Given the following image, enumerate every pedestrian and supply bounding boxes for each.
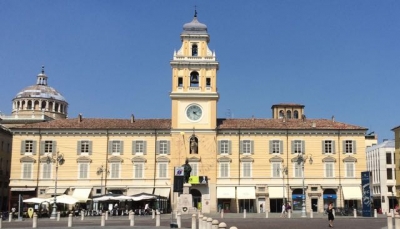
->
[327,202,335,227]
[280,203,286,218]
[260,203,263,213]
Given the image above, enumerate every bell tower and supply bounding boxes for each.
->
[170,11,219,130]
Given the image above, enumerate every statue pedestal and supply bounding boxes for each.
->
[177,183,193,214]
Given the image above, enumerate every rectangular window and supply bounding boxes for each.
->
[135,141,145,154]
[159,141,168,155]
[22,163,33,179]
[158,163,167,178]
[272,163,281,178]
[325,163,334,178]
[242,162,252,178]
[112,141,122,154]
[178,77,183,87]
[79,163,89,179]
[42,163,52,179]
[345,163,355,178]
[206,78,211,87]
[134,163,144,179]
[294,163,303,178]
[387,168,393,180]
[81,141,90,154]
[220,140,230,154]
[345,140,353,153]
[294,140,303,154]
[242,140,252,154]
[44,141,53,154]
[324,140,333,154]
[25,140,34,153]
[110,163,120,179]
[386,152,392,164]
[272,140,281,154]
[189,163,198,176]
[219,163,229,178]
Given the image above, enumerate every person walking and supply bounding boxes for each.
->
[327,202,335,227]
[280,203,287,218]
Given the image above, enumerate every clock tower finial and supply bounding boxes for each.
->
[194,5,197,17]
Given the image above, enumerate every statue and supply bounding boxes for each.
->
[183,158,192,183]
[190,138,198,154]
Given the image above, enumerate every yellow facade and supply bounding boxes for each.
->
[8,13,369,215]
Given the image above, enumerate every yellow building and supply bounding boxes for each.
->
[9,12,369,214]
[0,125,12,211]
[392,126,400,202]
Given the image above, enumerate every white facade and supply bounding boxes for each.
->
[366,139,396,214]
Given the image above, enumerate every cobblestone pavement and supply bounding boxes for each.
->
[0,212,389,229]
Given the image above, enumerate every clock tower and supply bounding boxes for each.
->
[170,11,219,131]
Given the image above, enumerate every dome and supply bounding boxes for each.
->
[182,11,208,35]
[14,67,67,102]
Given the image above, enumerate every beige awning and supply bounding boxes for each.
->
[342,186,362,200]
[217,187,235,199]
[268,187,287,199]
[154,188,170,198]
[237,186,255,199]
[127,188,154,196]
[11,187,35,191]
[46,188,67,195]
[72,188,92,202]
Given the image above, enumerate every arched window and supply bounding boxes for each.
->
[192,44,198,56]
[190,71,199,87]
[279,110,284,119]
[286,110,292,119]
[294,111,299,119]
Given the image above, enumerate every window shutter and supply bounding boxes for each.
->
[143,141,148,155]
[353,141,356,154]
[332,141,336,154]
[228,141,232,155]
[301,140,305,154]
[77,141,81,155]
[291,141,294,154]
[166,141,171,155]
[250,141,254,154]
[279,141,283,154]
[342,140,346,154]
[108,141,112,155]
[21,141,25,155]
[120,141,124,155]
[132,141,136,155]
[156,141,160,155]
[32,141,37,155]
[269,140,273,154]
[89,141,93,155]
[40,141,45,155]
[240,141,243,154]
[52,141,57,154]
[322,141,325,154]
[218,141,222,154]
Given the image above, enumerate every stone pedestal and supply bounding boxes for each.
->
[177,183,193,214]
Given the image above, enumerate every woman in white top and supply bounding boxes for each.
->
[280,203,286,217]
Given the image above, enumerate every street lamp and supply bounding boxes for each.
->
[46,151,65,219]
[279,165,288,204]
[96,165,109,195]
[297,153,313,218]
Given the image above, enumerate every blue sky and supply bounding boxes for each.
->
[0,1,399,142]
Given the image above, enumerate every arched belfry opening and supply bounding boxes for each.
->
[190,134,198,154]
[190,71,199,87]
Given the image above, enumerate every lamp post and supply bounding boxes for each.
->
[97,165,109,195]
[297,153,313,218]
[279,166,288,204]
[46,151,65,219]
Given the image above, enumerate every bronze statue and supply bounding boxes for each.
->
[183,158,192,183]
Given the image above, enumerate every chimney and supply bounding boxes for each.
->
[302,114,306,122]
[312,122,316,128]
[383,139,388,142]
[332,115,335,122]
[131,114,135,123]
[78,113,82,123]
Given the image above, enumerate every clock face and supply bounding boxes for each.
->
[186,104,203,121]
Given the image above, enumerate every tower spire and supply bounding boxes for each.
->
[194,5,197,17]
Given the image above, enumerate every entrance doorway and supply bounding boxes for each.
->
[190,189,202,210]
[311,198,318,212]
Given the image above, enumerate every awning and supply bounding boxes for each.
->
[127,188,154,196]
[217,187,235,199]
[72,188,92,202]
[342,186,362,200]
[46,188,67,195]
[268,187,287,199]
[154,188,170,198]
[10,187,35,191]
[237,187,255,199]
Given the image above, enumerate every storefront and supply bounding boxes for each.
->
[268,186,287,213]
[217,187,235,213]
[237,187,255,213]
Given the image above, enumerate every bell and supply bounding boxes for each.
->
[191,75,199,83]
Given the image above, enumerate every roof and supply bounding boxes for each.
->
[11,117,367,131]
[367,139,395,150]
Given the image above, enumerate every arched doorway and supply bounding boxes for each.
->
[190,189,202,210]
